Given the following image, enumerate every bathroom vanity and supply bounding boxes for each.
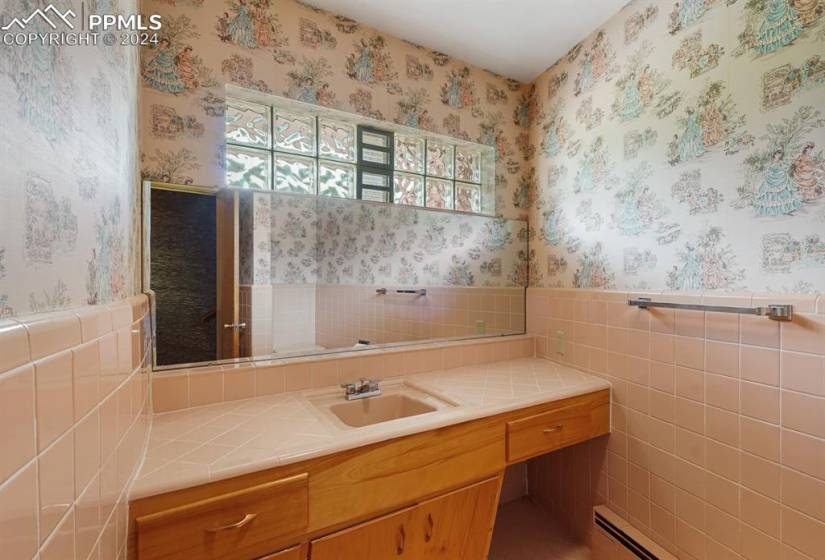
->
[129,358,610,560]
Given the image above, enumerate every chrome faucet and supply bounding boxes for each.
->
[340,378,381,400]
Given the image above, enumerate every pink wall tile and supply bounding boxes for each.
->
[740,417,779,462]
[74,409,101,496]
[74,306,113,343]
[782,391,825,439]
[740,488,780,538]
[739,522,780,560]
[72,341,101,421]
[0,364,36,486]
[188,371,223,407]
[740,452,780,501]
[781,351,825,396]
[24,312,82,361]
[741,346,780,386]
[223,369,255,401]
[740,382,779,424]
[674,366,704,403]
[705,341,739,378]
[0,295,152,560]
[781,469,825,527]
[38,429,74,543]
[705,374,739,413]
[525,287,825,560]
[705,440,739,483]
[0,320,30,374]
[0,463,38,559]
[783,314,825,356]
[740,315,780,349]
[40,508,74,560]
[674,337,704,371]
[44,368,81,443]
[780,506,825,560]
[152,374,188,412]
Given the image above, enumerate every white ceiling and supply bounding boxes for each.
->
[301,0,628,83]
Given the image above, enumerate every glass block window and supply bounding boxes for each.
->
[275,154,316,194]
[394,173,424,206]
[225,96,488,214]
[319,119,356,162]
[319,160,356,198]
[226,145,271,190]
[426,141,454,179]
[394,135,425,174]
[393,137,482,213]
[455,182,481,213]
[456,147,481,183]
[425,178,453,210]
[225,100,271,148]
[274,112,316,155]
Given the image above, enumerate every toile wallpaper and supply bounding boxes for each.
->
[527,0,825,293]
[2,0,823,318]
[138,0,529,221]
[241,192,529,288]
[0,0,141,318]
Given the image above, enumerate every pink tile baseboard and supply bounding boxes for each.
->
[151,334,535,413]
[0,295,152,560]
[525,287,825,560]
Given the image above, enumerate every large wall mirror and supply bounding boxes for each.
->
[144,183,528,369]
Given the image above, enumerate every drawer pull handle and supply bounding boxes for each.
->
[425,513,434,542]
[396,524,406,555]
[543,425,563,434]
[205,513,258,533]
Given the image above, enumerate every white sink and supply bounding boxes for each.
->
[309,382,455,429]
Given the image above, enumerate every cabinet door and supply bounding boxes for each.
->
[310,476,501,560]
[310,505,416,559]
[258,545,303,559]
[409,477,501,559]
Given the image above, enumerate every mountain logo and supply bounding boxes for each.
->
[1,4,76,31]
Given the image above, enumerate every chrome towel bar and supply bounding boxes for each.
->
[375,288,427,296]
[628,297,793,321]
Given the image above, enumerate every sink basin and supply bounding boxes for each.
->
[309,382,455,429]
[330,394,437,427]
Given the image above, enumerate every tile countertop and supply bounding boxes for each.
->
[131,357,611,499]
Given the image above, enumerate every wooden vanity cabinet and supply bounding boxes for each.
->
[310,476,501,560]
[131,389,610,560]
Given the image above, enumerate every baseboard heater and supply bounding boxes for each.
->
[594,508,661,560]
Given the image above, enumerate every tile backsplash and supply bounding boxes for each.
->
[0,294,152,560]
[526,287,825,560]
[152,334,535,413]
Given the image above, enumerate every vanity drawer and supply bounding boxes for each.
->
[506,390,609,463]
[135,473,308,560]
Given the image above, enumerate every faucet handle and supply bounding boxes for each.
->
[367,378,380,390]
[340,382,356,395]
